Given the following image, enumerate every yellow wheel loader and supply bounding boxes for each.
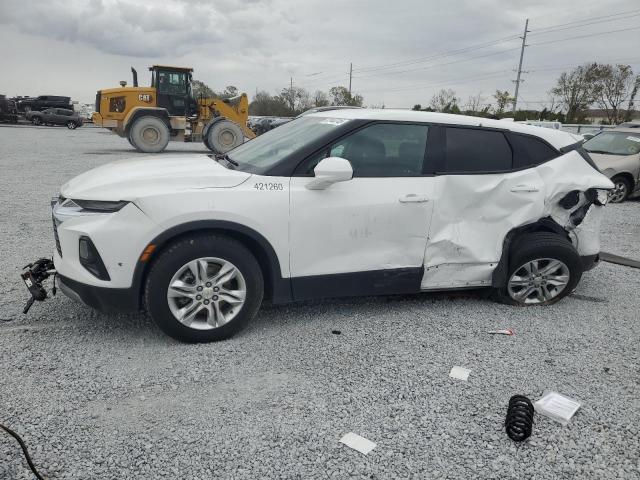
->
[92,66,255,153]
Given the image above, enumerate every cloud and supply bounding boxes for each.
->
[0,0,638,106]
[0,0,284,58]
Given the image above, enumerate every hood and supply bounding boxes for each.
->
[61,155,251,201]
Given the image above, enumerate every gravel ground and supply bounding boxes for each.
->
[0,124,639,479]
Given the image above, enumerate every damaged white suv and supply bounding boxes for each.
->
[44,110,613,342]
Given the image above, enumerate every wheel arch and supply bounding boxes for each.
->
[491,217,570,288]
[610,171,635,191]
[133,220,292,309]
[124,107,171,135]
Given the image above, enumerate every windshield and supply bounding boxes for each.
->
[583,131,640,156]
[228,116,352,173]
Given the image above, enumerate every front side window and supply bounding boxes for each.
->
[229,116,353,174]
[158,71,187,95]
[310,123,428,177]
[444,127,512,173]
[583,132,640,156]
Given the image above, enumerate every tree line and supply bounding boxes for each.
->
[413,63,638,124]
[192,80,364,117]
[249,86,363,117]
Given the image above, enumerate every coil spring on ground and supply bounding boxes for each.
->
[505,395,534,441]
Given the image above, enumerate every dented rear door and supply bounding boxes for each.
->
[421,126,612,290]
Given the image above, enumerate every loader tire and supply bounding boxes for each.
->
[205,119,243,154]
[129,116,170,153]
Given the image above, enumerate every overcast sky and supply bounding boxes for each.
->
[1,0,638,109]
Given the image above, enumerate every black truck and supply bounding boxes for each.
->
[17,95,73,112]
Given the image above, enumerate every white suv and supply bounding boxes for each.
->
[47,110,613,342]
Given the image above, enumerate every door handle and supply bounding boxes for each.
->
[399,194,430,203]
[510,185,540,193]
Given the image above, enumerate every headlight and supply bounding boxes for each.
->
[73,199,129,212]
[53,197,129,223]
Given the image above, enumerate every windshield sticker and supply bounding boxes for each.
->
[626,136,640,143]
[320,118,350,126]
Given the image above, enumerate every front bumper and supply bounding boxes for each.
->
[58,274,140,313]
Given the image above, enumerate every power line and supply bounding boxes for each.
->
[352,47,521,80]
[529,25,640,47]
[301,8,640,92]
[528,12,640,36]
[531,8,640,34]
[303,8,639,85]
[352,34,521,74]
[357,70,512,94]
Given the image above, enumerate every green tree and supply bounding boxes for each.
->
[551,63,599,123]
[429,89,459,112]
[192,79,216,99]
[593,64,635,124]
[493,90,513,115]
[313,90,330,107]
[328,86,364,106]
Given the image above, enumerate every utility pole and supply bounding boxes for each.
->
[512,18,529,114]
[290,77,294,111]
[348,63,353,94]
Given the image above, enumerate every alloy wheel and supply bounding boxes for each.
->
[507,258,570,305]
[609,180,628,203]
[166,257,247,330]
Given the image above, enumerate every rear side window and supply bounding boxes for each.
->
[444,127,512,173]
[509,133,559,168]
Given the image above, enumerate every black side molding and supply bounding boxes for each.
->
[291,267,423,301]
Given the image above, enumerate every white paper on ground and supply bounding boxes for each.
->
[449,366,471,381]
[534,391,581,425]
[339,432,376,455]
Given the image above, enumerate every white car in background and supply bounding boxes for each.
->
[582,128,640,202]
[42,110,613,342]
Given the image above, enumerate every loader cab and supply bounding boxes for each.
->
[150,65,196,117]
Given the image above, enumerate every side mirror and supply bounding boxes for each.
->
[305,157,353,190]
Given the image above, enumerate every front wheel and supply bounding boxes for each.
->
[145,234,264,342]
[493,232,582,306]
[204,119,244,153]
[129,116,170,153]
[32,117,42,125]
[66,121,77,129]
[609,176,631,203]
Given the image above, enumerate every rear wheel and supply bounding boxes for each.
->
[32,116,41,125]
[66,121,77,129]
[609,176,631,203]
[145,234,264,342]
[493,232,582,306]
[129,116,170,153]
[205,119,244,153]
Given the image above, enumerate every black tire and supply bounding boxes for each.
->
[66,121,77,129]
[145,234,264,342]
[129,115,170,153]
[609,176,631,203]
[205,119,244,153]
[493,232,582,306]
[32,117,41,125]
